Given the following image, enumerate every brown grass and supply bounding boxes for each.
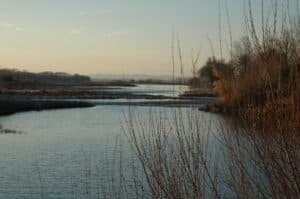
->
[211,1,300,129]
[122,107,300,198]
[119,1,300,198]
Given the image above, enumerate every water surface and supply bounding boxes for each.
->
[0,84,225,198]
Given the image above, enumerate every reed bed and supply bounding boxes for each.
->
[212,0,299,126]
[122,106,299,198]
[118,1,300,198]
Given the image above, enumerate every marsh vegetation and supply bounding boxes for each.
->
[117,1,300,198]
[0,0,299,198]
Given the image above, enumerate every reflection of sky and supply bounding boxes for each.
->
[101,84,188,97]
[0,104,223,198]
[0,1,298,75]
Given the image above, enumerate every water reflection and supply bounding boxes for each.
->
[0,84,288,198]
[0,105,290,198]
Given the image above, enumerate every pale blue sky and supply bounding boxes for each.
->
[0,0,298,75]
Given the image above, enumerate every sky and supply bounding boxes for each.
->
[0,0,298,76]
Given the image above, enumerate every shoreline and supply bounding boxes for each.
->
[0,99,95,116]
[0,84,215,116]
[0,95,215,116]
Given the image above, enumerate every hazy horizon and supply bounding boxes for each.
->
[0,0,298,75]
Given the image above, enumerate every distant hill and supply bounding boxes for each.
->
[0,69,91,89]
[91,74,190,83]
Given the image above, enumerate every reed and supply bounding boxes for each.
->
[119,1,300,198]
[212,0,299,127]
[122,106,299,198]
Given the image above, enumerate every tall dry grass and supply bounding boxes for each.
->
[118,1,300,198]
[212,0,299,127]
[122,107,300,198]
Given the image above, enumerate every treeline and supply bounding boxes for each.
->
[0,69,91,89]
[132,78,187,85]
[188,57,231,89]
[94,76,188,85]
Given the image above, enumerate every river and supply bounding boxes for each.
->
[0,84,231,198]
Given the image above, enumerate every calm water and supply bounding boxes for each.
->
[0,84,225,198]
[108,84,188,97]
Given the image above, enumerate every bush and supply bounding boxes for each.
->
[211,10,300,127]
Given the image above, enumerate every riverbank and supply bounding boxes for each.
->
[0,92,215,116]
[0,88,176,100]
[0,96,215,116]
[0,82,217,116]
[0,98,94,116]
